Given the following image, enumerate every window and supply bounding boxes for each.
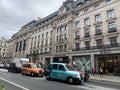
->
[85,41,90,50]
[59,45,63,52]
[75,12,80,17]
[60,35,64,41]
[65,34,67,40]
[107,10,115,19]
[42,34,44,38]
[106,0,112,4]
[23,40,26,51]
[38,35,40,40]
[64,44,67,52]
[75,31,80,38]
[59,65,65,71]
[51,31,53,36]
[110,37,117,47]
[46,32,48,37]
[56,46,58,53]
[45,48,47,52]
[108,22,116,30]
[95,25,102,34]
[84,9,88,14]
[96,39,103,48]
[94,4,99,10]
[60,26,65,32]
[75,21,80,28]
[84,18,90,25]
[75,43,79,49]
[15,42,18,52]
[19,41,22,51]
[85,29,90,36]
[52,64,58,70]
[95,14,101,22]
[45,40,48,46]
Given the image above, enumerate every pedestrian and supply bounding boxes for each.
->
[91,68,94,75]
[93,67,96,76]
[99,67,103,77]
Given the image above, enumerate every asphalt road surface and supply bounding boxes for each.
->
[0,69,120,90]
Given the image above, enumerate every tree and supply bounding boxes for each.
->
[31,50,39,63]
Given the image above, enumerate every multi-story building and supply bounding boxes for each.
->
[9,0,120,75]
[0,37,7,62]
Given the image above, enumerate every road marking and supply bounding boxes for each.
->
[72,83,119,90]
[0,69,8,72]
[0,78,30,90]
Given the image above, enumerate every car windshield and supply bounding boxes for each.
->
[31,64,37,68]
[15,63,22,67]
[66,64,75,71]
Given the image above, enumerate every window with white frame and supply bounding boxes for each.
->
[110,37,117,47]
[107,9,115,19]
[75,21,80,28]
[108,22,116,30]
[94,4,99,10]
[84,18,90,25]
[106,0,112,4]
[95,14,101,22]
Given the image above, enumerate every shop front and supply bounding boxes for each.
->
[72,55,91,72]
[95,54,120,76]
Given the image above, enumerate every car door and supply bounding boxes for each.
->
[57,65,68,80]
[50,64,58,79]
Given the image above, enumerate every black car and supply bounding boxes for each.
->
[8,63,22,73]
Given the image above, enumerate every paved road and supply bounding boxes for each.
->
[0,69,120,90]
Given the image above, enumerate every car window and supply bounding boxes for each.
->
[31,64,37,68]
[66,64,75,71]
[52,64,58,70]
[15,63,22,67]
[59,65,65,71]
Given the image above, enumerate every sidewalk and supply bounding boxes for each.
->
[90,74,120,83]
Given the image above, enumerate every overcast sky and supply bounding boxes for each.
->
[0,0,66,39]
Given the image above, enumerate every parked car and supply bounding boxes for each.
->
[21,62,44,77]
[8,62,22,73]
[70,64,89,81]
[44,63,84,85]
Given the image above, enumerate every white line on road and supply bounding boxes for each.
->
[0,78,30,90]
[72,83,119,90]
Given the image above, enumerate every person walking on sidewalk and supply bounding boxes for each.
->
[99,67,103,77]
[93,67,96,76]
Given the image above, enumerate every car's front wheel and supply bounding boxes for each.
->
[67,77,74,84]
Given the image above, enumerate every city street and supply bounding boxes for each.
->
[0,69,120,90]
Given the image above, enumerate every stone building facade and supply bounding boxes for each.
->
[0,37,7,62]
[9,0,120,75]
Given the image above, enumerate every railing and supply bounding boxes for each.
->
[108,28,117,33]
[72,43,120,51]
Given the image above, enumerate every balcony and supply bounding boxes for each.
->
[39,51,51,55]
[108,28,117,33]
[72,43,120,52]
[84,34,90,38]
[95,30,102,36]
[75,36,80,40]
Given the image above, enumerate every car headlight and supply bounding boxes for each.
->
[76,74,80,78]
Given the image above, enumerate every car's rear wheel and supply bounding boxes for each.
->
[67,77,74,84]
[31,72,34,77]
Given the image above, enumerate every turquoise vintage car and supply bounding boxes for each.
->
[45,63,84,84]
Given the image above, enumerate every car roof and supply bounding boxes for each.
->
[50,63,67,65]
